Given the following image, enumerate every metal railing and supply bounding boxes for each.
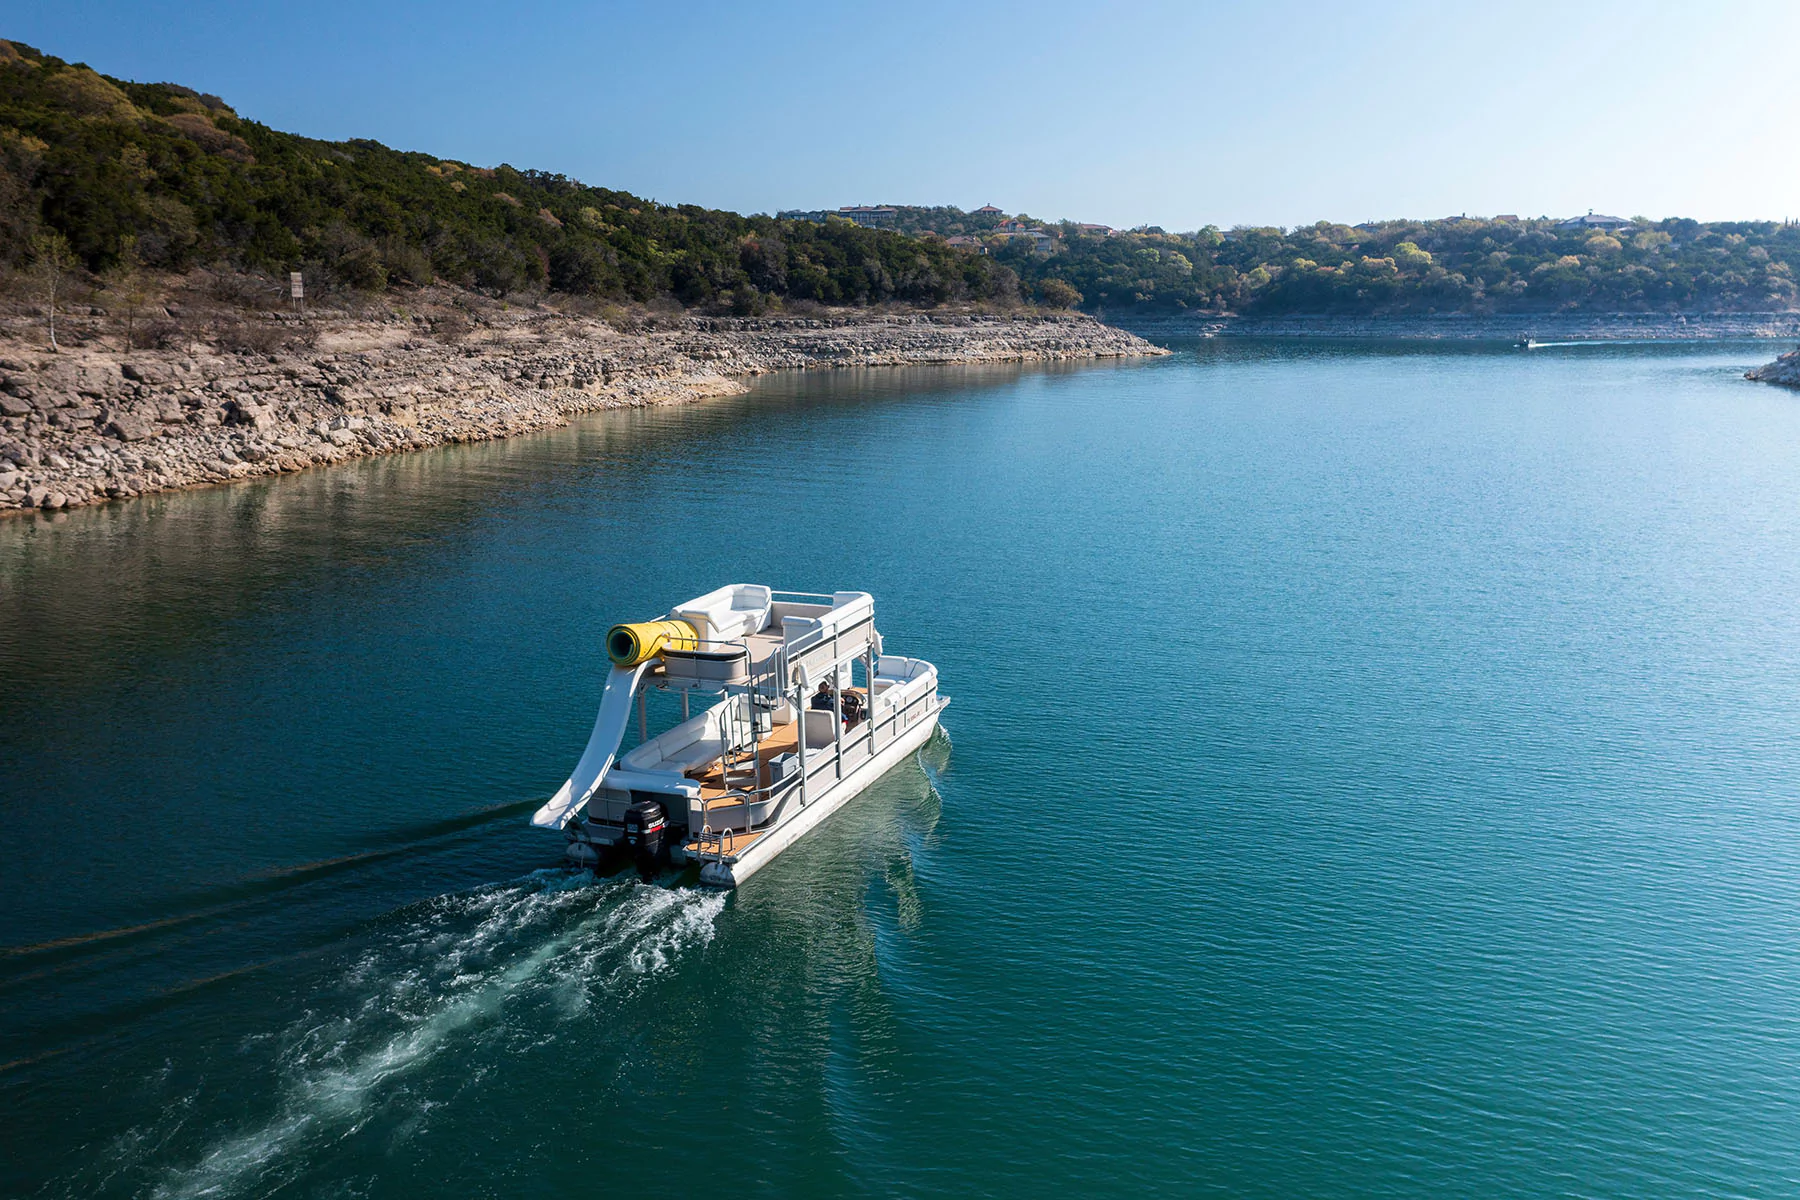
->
[679,614,937,867]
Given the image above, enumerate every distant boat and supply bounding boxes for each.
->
[1515,333,1537,349]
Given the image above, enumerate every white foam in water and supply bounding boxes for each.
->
[147,873,724,1200]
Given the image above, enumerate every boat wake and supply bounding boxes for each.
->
[109,871,723,1200]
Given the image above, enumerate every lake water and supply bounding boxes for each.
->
[5,339,1800,1198]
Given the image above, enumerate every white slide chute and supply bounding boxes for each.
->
[531,661,654,829]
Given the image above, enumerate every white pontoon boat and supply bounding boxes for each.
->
[532,586,947,887]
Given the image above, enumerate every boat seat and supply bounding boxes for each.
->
[620,727,730,776]
[801,708,838,749]
[674,585,772,645]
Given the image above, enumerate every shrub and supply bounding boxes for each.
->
[161,113,254,163]
[139,317,184,349]
[432,309,471,343]
[213,319,285,355]
[1036,278,1083,308]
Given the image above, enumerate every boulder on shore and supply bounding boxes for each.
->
[1747,348,1800,388]
[106,414,155,442]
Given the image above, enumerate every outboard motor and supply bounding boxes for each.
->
[622,799,666,879]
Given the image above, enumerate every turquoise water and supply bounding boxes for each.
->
[5,339,1800,1197]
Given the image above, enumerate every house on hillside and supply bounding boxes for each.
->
[838,205,897,228]
[991,226,1055,254]
[945,235,988,254]
[1557,211,1633,231]
[1073,222,1112,235]
[974,204,1004,217]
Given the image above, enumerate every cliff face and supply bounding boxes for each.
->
[1747,348,1800,389]
[0,309,1164,513]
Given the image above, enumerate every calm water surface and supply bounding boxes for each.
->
[4,339,1800,1197]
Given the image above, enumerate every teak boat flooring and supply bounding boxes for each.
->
[683,827,766,859]
[682,690,871,860]
[690,719,799,802]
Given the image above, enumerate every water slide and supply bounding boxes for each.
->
[531,661,654,829]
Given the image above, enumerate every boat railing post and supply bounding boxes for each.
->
[865,645,878,756]
[637,687,648,743]
[793,673,809,809]
[831,663,844,780]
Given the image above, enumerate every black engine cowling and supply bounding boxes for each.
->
[622,799,666,877]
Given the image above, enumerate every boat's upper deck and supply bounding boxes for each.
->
[656,586,878,698]
[668,586,873,653]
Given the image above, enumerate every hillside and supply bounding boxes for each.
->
[833,206,1800,317]
[7,34,1798,324]
[0,39,1019,312]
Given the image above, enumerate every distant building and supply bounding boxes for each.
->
[1557,211,1633,231]
[945,235,988,254]
[992,227,1054,254]
[838,205,897,229]
[974,204,1004,217]
[1494,213,1520,222]
[1073,222,1112,235]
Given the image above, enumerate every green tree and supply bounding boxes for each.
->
[1037,278,1083,308]
[102,235,149,351]
[28,229,76,352]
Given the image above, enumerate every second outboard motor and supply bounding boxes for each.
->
[622,799,666,879]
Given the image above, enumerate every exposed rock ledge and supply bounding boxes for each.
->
[0,311,1163,514]
[1114,311,1800,340]
[1747,347,1800,389]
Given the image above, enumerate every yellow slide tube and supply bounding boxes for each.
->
[606,618,699,666]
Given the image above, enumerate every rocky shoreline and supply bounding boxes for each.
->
[1747,347,1800,388]
[0,309,1163,515]
[1111,311,1800,341]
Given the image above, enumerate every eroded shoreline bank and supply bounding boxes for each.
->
[1111,311,1800,341]
[1113,308,1800,392]
[0,310,1163,514]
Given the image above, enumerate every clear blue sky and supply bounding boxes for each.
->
[8,0,1797,229]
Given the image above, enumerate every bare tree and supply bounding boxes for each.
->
[28,231,76,353]
[103,236,149,352]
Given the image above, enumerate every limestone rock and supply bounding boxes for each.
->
[121,362,169,385]
[1747,348,1800,389]
[0,308,1163,514]
[106,414,155,442]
